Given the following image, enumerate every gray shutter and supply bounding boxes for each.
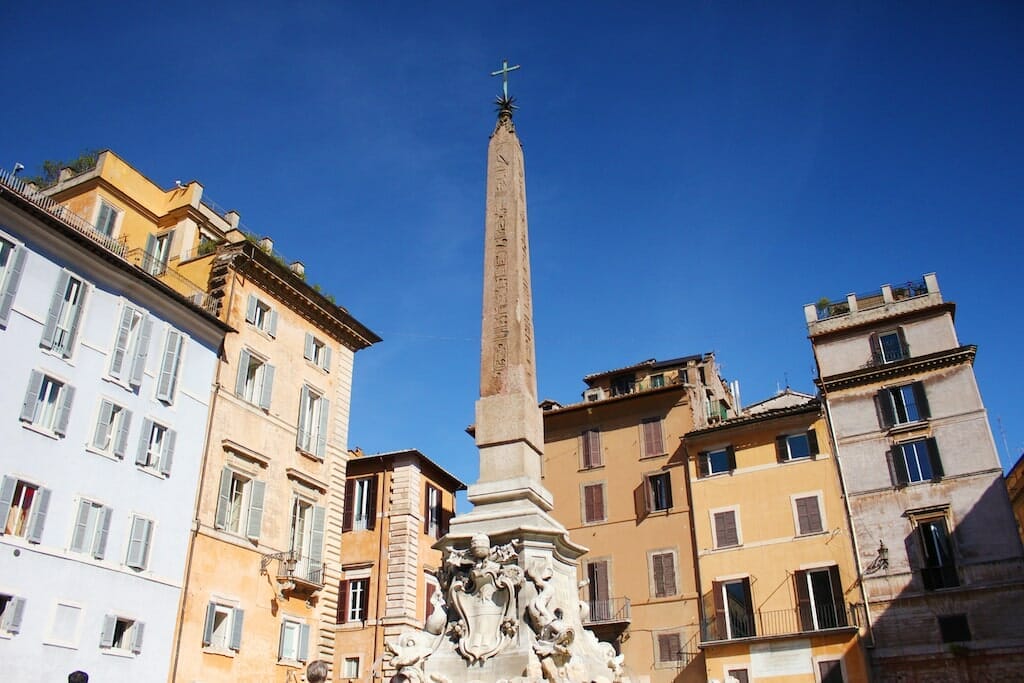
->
[0,477,16,529]
[4,596,26,634]
[93,400,114,450]
[927,437,944,479]
[246,480,266,540]
[137,418,154,466]
[143,234,158,273]
[40,271,70,349]
[0,245,27,327]
[131,621,145,653]
[20,370,43,422]
[235,349,250,397]
[126,517,151,569]
[114,408,132,459]
[229,608,244,651]
[26,487,50,543]
[128,316,153,387]
[55,384,75,436]
[215,468,233,529]
[298,622,310,662]
[110,306,135,378]
[322,345,332,372]
[259,364,275,410]
[316,396,330,459]
[304,333,314,361]
[245,295,257,324]
[63,281,88,355]
[202,603,217,645]
[267,309,278,338]
[94,506,112,559]
[156,330,182,402]
[159,429,176,476]
[277,621,287,658]
[308,505,325,567]
[296,386,310,451]
[100,614,117,648]
[70,500,90,552]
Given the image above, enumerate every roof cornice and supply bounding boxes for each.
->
[816,346,976,392]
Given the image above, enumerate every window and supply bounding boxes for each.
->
[645,472,673,512]
[817,659,845,683]
[698,447,736,477]
[917,517,959,590]
[794,495,824,535]
[278,618,310,662]
[20,371,74,437]
[776,430,819,461]
[587,560,611,620]
[91,400,132,458]
[100,614,144,654]
[155,329,184,403]
[203,602,244,652]
[125,516,154,571]
[69,499,112,559]
[296,385,329,458]
[713,509,740,549]
[343,476,377,531]
[727,670,750,683]
[95,200,120,237]
[108,305,151,386]
[890,438,943,486]
[649,551,678,598]
[873,329,907,364]
[136,419,176,476]
[610,374,633,396]
[338,578,370,623]
[289,498,325,583]
[650,373,665,388]
[0,477,51,543]
[795,566,846,630]
[48,602,83,647]
[425,484,444,537]
[245,294,278,337]
[938,614,971,643]
[0,236,27,328]
[713,578,755,639]
[582,483,606,524]
[878,382,930,427]
[0,593,26,635]
[641,418,666,457]
[343,656,361,678]
[304,333,332,371]
[41,271,88,357]
[143,231,174,276]
[656,632,682,664]
[581,429,602,469]
[215,468,265,540]
[235,349,275,409]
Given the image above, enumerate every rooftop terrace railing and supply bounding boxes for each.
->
[814,277,931,321]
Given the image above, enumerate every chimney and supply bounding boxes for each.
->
[257,236,273,254]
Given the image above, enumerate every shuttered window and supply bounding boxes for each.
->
[714,509,739,548]
[581,429,602,469]
[0,237,27,328]
[91,400,132,458]
[651,552,677,598]
[20,371,74,437]
[125,516,154,570]
[155,329,184,404]
[641,418,666,457]
[0,477,51,543]
[41,271,88,357]
[657,632,682,663]
[582,483,605,524]
[69,499,112,559]
[794,496,823,535]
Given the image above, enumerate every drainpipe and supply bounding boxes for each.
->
[169,261,238,683]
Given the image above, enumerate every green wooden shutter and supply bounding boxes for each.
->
[0,245,27,327]
[807,428,820,456]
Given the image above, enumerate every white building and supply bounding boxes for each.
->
[0,173,228,681]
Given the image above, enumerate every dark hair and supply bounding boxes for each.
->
[306,660,329,683]
[69,673,89,683]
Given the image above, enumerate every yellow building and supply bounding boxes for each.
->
[684,391,869,683]
[44,152,381,681]
[332,449,464,680]
[541,354,736,683]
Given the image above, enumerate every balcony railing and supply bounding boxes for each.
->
[277,554,325,589]
[701,604,863,643]
[814,277,930,321]
[0,168,127,258]
[584,597,631,625]
[124,249,217,314]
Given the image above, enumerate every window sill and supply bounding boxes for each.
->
[203,646,237,658]
[578,465,605,473]
[21,422,62,440]
[640,452,668,461]
[85,445,123,462]
[712,544,741,552]
[305,359,330,374]
[43,639,80,650]
[100,647,137,659]
[135,465,168,480]
[277,658,305,669]
[296,448,325,463]
[888,421,929,435]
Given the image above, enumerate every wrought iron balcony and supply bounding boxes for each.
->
[701,603,864,644]
[584,597,631,626]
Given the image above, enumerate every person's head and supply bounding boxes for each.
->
[306,660,329,683]
[69,672,89,683]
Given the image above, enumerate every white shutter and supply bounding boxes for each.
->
[159,429,176,476]
[40,271,70,349]
[3,596,26,633]
[235,349,251,397]
[308,505,325,567]
[215,468,233,529]
[316,396,330,459]
[19,370,43,423]
[0,477,16,524]
[128,316,153,387]
[322,345,332,372]
[70,500,91,552]
[267,309,278,337]
[109,306,135,379]
[100,614,117,648]
[137,419,154,466]
[114,408,132,459]
[259,364,275,410]
[54,384,75,436]
[62,280,88,355]
[25,487,50,544]
[156,330,182,403]
[94,506,112,559]
[246,481,266,540]
[303,333,314,361]
[245,295,257,324]
[230,608,244,651]
[93,400,114,450]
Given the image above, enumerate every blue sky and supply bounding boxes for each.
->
[3,2,1022,492]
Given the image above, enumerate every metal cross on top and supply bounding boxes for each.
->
[490,59,521,99]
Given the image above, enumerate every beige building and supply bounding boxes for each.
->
[1005,453,1024,547]
[43,152,381,681]
[684,392,869,683]
[541,354,736,682]
[332,449,464,680]
[806,273,1024,680]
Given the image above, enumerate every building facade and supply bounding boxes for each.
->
[1005,453,1024,547]
[806,273,1024,681]
[42,152,380,681]
[0,169,227,679]
[333,449,464,681]
[541,354,736,683]
[684,393,869,683]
